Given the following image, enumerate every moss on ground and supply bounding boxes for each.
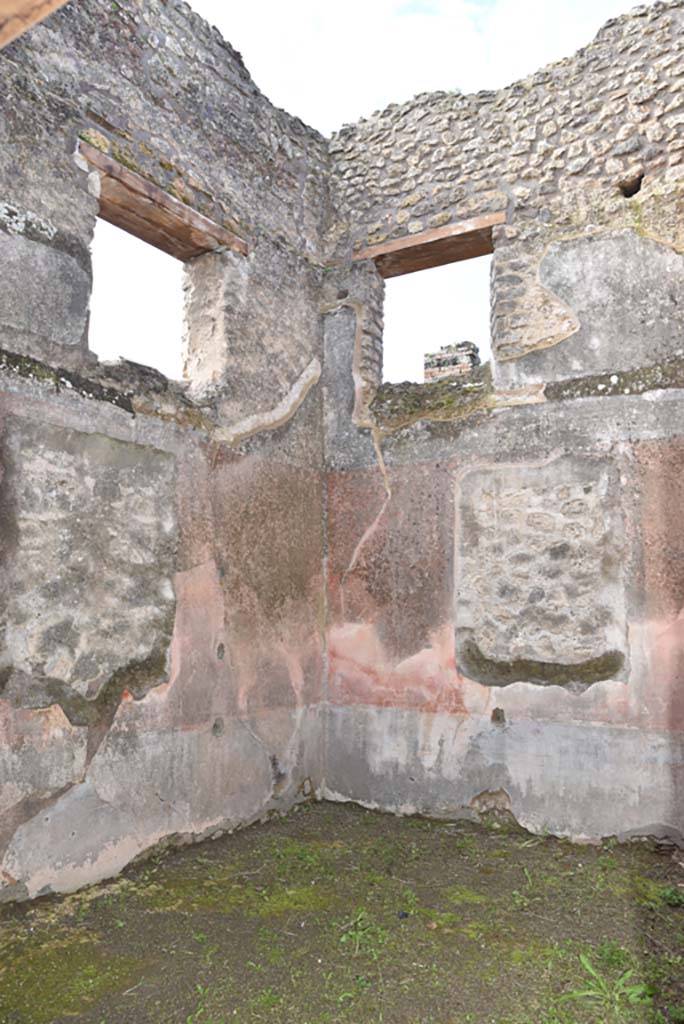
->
[0,928,145,1024]
[0,802,682,1023]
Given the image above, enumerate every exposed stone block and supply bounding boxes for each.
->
[0,233,90,365]
[0,417,177,703]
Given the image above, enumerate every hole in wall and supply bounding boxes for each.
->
[89,219,185,379]
[618,173,644,198]
[382,255,491,383]
[270,754,288,794]
[491,707,506,726]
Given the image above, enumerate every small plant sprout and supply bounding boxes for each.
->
[560,954,652,1020]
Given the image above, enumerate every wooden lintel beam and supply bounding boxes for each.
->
[0,0,69,49]
[79,141,248,261]
[353,211,506,278]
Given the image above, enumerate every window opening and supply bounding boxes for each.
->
[80,139,247,381]
[89,218,185,380]
[382,254,492,383]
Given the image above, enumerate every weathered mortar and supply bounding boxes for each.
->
[1,0,684,902]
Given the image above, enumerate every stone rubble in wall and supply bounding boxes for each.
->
[329,1,684,257]
[0,201,56,240]
[327,1,684,374]
[2,0,331,260]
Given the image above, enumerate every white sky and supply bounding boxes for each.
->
[89,0,647,382]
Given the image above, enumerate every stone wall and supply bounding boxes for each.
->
[322,2,684,842]
[0,0,327,900]
[0,0,328,389]
[323,395,684,838]
[1,0,684,902]
[424,341,480,382]
[328,1,684,388]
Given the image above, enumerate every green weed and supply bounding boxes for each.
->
[338,909,388,959]
[662,885,684,908]
[560,954,652,1020]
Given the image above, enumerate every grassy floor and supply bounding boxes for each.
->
[1,802,683,1024]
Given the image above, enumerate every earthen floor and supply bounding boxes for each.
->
[1,802,683,1024]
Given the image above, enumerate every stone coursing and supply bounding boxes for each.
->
[328,1,684,383]
[329,1,684,249]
